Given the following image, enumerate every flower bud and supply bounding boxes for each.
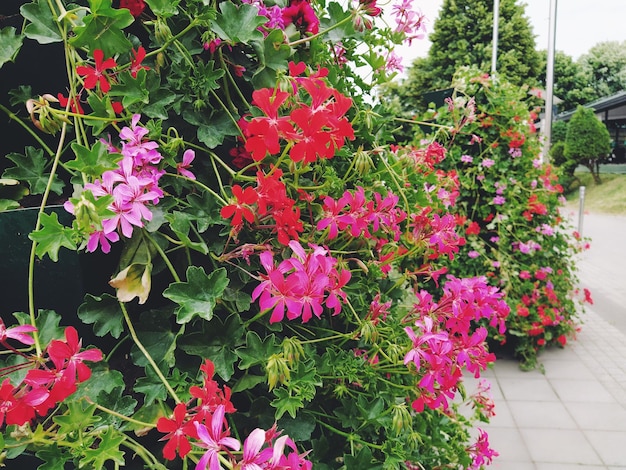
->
[73,191,101,231]
[281,337,304,366]
[353,146,373,175]
[266,353,290,390]
[391,403,412,435]
[26,94,64,134]
[359,319,378,342]
[154,18,172,43]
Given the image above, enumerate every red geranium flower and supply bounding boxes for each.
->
[220,185,258,226]
[76,49,117,93]
[119,0,146,18]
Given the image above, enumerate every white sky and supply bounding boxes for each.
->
[394,0,626,67]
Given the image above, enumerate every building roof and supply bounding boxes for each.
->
[557,91,626,121]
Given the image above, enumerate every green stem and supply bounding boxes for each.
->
[167,172,229,205]
[209,88,241,133]
[0,104,55,157]
[87,400,156,428]
[28,120,69,355]
[288,13,355,47]
[144,231,181,282]
[120,301,182,404]
[145,20,200,59]
[316,420,383,450]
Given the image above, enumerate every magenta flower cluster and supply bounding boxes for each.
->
[65,114,195,253]
[404,275,509,412]
[252,241,352,323]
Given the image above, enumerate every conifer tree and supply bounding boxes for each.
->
[394,0,541,109]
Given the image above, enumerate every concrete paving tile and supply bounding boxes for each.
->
[536,465,607,470]
[586,431,626,467]
[550,379,617,403]
[483,427,532,463]
[508,401,577,429]
[497,377,559,401]
[488,400,515,428]
[493,359,545,378]
[488,460,536,469]
[520,428,602,465]
[541,360,596,380]
[566,402,626,431]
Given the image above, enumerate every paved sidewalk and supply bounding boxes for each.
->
[469,212,626,469]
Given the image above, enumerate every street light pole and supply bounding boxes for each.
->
[491,0,500,74]
[543,0,558,162]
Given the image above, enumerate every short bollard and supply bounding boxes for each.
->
[578,185,586,236]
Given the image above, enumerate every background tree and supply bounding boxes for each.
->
[393,0,541,111]
[538,50,595,113]
[579,41,626,99]
[564,106,611,184]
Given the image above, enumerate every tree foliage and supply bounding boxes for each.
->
[395,0,541,108]
[538,50,595,112]
[579,41,626,99]
[564,106,611,184]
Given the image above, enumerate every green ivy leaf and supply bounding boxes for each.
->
[186,192,223,232]
[79,427,125,469]
[211,3,265,44]
[0,27,24,68]
[271,387,303,419]
[85,94,119,135]
[277,414,316,442]
[231,373,266,393]
[3,146,64,195]
[143,86,178,120]
[74,364,125,403]
[77,293,124,339]
[130,309,178,367]
[134,369,168,406]
[163,266,229,324]
[12,310,64,347]
[108,69,149,107]
[67,141,121,177]
[95,386,138,426]
[251,29,292,88]
[28,212,77,262]
[182,110,238,149]
[344,446,379,470]
[144,0,181,17]
[236,331,279,370]
[53,401,100,437]
[20,0,63,44]
[164,211,209,254]
[323,3,355,42]
[223,286,251,313]
[70,0,134,56]
[35,444,72,470]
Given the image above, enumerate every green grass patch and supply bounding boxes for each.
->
[565,172,626,215]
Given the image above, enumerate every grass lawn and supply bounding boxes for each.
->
[564,171,626,215]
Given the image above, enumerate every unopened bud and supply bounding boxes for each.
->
[391,403,412,435]
[281,337,304,367]
[353,146,373,175]
[154,19,172,43]
[266,353,290,390]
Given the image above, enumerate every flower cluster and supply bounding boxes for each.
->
[65,114,195,253]
[238,62,354,164]
[0,321,101,427]
[404,276,509,412]
[221,168,303,244]
[317,186,406,242]
[157,360,311,469]
[252,240,351,323]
